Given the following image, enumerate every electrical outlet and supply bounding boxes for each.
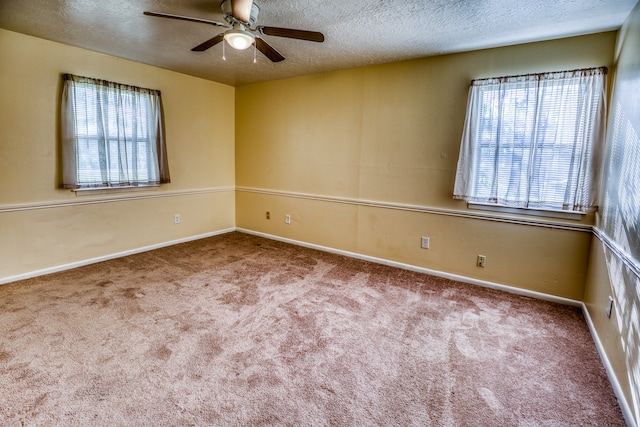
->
[421,237,430,249]
[174,214,181,224]
[285,214,291,224]
[266,211,270,219]
[606,296,614,318]
[476,255,486,267]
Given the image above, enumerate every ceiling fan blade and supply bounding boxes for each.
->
[255,37,285,62]
[230,0,254,23]
[259,26,324,42]
[191,33,225,52]
[143,11,228,28]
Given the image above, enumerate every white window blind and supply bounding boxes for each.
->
[61,74,170,189]
[453,67,607,213]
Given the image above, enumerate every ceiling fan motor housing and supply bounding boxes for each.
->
[221,0,260,27]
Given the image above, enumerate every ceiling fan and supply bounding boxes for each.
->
[144,0,325,62]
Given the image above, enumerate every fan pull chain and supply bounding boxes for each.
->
[253,42,257,63]
[222,40,226,61]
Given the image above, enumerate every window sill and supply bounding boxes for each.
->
[468,203,584,221]
[72,185,160,197]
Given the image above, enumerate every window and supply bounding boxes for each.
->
[61,74,170,189]
[453,67,607,213]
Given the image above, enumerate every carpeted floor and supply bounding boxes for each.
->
[0,231,625,426]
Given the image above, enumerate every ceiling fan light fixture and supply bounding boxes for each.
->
[224,29,255,50]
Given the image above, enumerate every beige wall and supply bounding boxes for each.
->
[236,32,616,301]
[584,1,640,423]
[0,29,236,280]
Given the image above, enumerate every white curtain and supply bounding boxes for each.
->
[454,67,607,212]
[61,74,170,189]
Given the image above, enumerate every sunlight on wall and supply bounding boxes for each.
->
[604,245,640,422]
[597,4,640,419]
[603,102,640,259]
[601,99,640,422]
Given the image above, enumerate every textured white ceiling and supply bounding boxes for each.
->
[0,0,636,86]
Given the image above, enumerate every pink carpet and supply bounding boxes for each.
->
[0,232,625,425]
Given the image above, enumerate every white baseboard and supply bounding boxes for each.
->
[582,304,637,427]
[236,228,582,307]
[0,228,235,285]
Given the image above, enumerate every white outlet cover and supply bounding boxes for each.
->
[421,237,430,249]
